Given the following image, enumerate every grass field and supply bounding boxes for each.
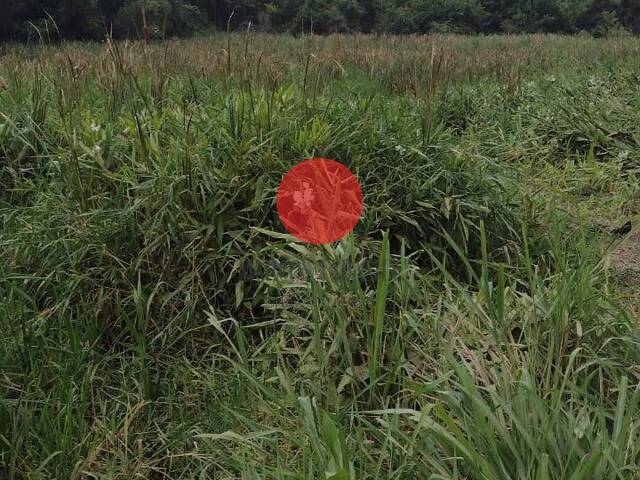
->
[1,33,640,479]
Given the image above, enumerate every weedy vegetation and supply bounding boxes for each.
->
[1,33,640,479]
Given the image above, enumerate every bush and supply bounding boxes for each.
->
[112,0,203,39]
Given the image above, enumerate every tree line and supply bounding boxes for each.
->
[1,0,639,41]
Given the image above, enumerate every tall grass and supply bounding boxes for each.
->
[1,33,639,479]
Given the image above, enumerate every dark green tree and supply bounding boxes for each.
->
[1,0,639,40]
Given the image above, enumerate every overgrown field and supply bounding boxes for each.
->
[1,34,640,479]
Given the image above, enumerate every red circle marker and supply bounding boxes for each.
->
[276,158,363,245]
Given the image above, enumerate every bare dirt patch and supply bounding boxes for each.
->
[610,228,640,288]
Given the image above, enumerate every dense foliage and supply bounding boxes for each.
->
[1,0,639,40]
[1,34,640,478]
